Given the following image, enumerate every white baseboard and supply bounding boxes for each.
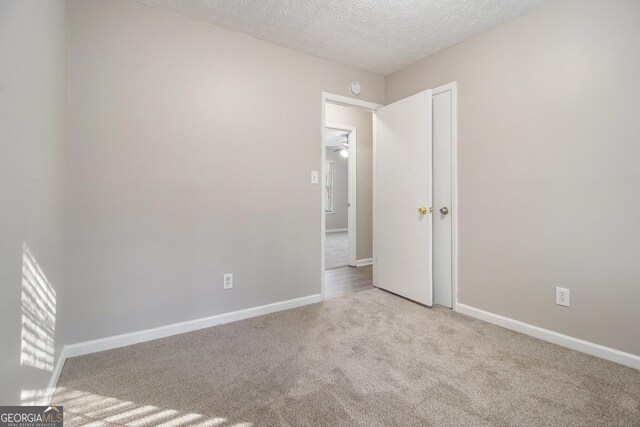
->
[48,346,67,391]
[355,258,373,267]
[65,293,323,358]
[32,347,68,406]
[46,293,323,403]
[325,228,347,233]
[456,303,640,370]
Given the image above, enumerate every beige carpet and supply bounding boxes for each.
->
[53,289,640,426]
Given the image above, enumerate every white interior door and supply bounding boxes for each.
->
[433,89,453,308]
[374,90,433,306]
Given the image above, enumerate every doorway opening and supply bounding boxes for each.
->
[321,86,457,305]
[321,94,381,299]
[324,125,354,270]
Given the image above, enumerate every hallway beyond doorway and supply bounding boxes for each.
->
[325,231,348,270]
[324,265,373,299]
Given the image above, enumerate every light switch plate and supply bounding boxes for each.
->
[310,170,319,184]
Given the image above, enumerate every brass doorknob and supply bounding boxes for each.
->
[418,207,432,214]
[440,207,449,215]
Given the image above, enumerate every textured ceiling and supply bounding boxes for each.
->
[135,0,550,75]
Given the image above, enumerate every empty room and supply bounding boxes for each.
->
[1,0,639,426]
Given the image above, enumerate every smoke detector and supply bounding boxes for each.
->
[349,81,361,96]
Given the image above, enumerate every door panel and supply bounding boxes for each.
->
[374,90,433,306]
[433,90,453,308]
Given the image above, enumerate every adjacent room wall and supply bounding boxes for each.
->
[325,148,348,230]
[66,0,385,344]
[325,104,374,260]
[0,0,68,405]
[386,0,640,355]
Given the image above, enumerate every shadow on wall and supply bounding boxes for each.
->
[20,244,56,405]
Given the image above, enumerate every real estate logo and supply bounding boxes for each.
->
[0,406,63,427]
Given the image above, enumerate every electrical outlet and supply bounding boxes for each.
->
[223,273,233,290]
[556,287,570,307]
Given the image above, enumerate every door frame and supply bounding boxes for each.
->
[325,122,357,267]
[321,93,382,298]
[321,86,458,307]
[431,81,459,309]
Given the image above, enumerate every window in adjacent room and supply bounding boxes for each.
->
[325,160,334,213]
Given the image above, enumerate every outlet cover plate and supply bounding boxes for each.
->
[556,286,570,307]
[223,273,233,290]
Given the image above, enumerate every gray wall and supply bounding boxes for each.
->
[65,0,385,344]
[326,104,374,260]
[0,1,68,405]
[386,0,640,355]
[325,148,348,230]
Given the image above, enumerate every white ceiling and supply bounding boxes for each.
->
[135,0,550,75]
